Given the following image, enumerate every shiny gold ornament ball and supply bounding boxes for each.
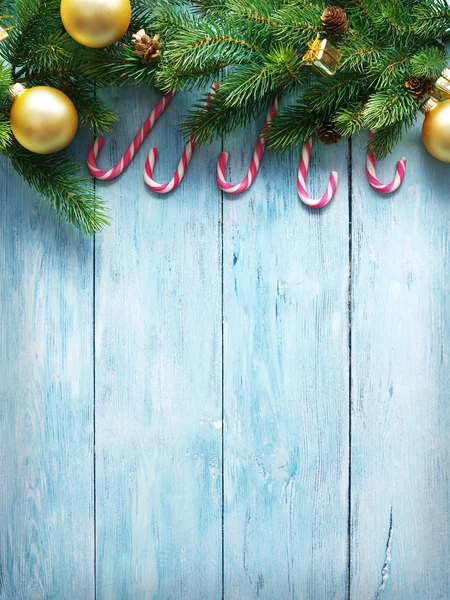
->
[10,85,78,154]
[61,0,131,48]
[422,99,450,163]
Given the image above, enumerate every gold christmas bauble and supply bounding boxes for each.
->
[422,99,450,163]
[60,0,131,48]
[10,85,78,154]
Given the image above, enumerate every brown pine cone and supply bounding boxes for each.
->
[317,123,341,145]
[321,7,348,36]
[405,76,434,100]
[132,29,161,64]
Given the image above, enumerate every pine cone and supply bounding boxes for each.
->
[131,29,161,64]
[405,76,434,100]
[317,123,341,145]
[321,7,348,36]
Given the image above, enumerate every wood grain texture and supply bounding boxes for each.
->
[94,89,222,599]
[222,123,350,598]
[2,88,450,600]
[0,130,94,598]
[350,127,450,599]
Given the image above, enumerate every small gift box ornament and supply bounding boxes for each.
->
[0,27,8,42]
[302,35,340,77]
[434,68,450,99]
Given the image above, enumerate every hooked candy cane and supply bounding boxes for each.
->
[216,98,280,194]
[297,137,338,208]
[366,132,406,193]
[87,92,174,180]
[144,82,220,193]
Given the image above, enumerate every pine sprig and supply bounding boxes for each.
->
[7,143,110,235]
[151,0,450,156]
[0,0,117,233]
[266,101,326,152]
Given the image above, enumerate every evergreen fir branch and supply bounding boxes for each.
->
[0,114,11,151]
[19,31,74,71]
[167,33,262,70]
[226,0,282,19]
[191,0,229,13]
[61,81,118,134]
[272,3,324,46]
[340,45,385,73]
[6,0,62,67]
[0,58,12,96]
[180,91,271,144]
[130,0,157,31]
[156,62,225,92]
[368,49,414,89]
[218,45,303,108]
[334,101,366,135]
[410,46,448,78]
[6,142,110,234]
[266,101,326,152]
[78,45,159,87]
[303,75,365,114]
[158,28,263,91]
[367,121,409,159]
[362,87,418,129]
[411,2,450,40]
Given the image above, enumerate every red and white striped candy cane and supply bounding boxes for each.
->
[366,132,406,193]
[87,91,174,180]
[216,98,279,194]
[297,137,338,208]
[144,82,219,193]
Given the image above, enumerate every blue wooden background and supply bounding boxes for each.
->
[1,87,449,599]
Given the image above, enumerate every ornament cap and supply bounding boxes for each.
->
[9,83,25,103]
[420,96,439,114]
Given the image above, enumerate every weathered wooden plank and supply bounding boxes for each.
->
[350,127,450,598]
[223,124,350,598]
[0,131,94,598]
[95,88,222,599]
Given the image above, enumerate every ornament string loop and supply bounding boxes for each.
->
[216,97,279,195]
[366,131,406,193]
[87,91,174,180]
[297,136,339,208]
[144,82,219,193]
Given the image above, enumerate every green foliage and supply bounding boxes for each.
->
[8,142,110,234]
[265,100,324,152]
[267,0,450,155]
[155,0,331,139]
[0,0,117,234]
[0,115,11,151]
[151,0,450,156]
[410,47,448,78]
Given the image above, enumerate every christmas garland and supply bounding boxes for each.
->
[152,0,450,159]
[1,0,450,234]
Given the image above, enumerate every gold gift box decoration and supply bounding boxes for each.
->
[434,68,450,99]
[0,27,8,42]
[302,35,340,77]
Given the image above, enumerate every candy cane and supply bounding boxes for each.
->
[144,82,219,193]
[87,91,174,180]
[216,98,280,194]
[297,137,338,208]
[366,132,406,193]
